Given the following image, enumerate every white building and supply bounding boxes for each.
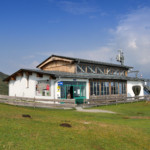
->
[4,55,147,103]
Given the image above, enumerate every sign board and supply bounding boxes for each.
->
[57,86,60,92]
[58,81,63,86]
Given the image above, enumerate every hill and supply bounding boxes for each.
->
[0,72,8,95]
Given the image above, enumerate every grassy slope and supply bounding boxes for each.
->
[0,72,8,95]
[0,102,150,150]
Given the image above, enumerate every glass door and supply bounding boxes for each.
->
[60,82,86,104]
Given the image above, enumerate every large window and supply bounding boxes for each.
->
[101,82,109,95]
[119,83,122,94]
[36,80,51,96]
[122,82,126,94]
[90,81,100,96]
[90,81,126,96]
[119,82,126,94]
[111,82,118,94]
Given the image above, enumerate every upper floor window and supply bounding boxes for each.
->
[76,64,127,77]
[119,70,125,76]
[87,66,95,73]
[77,65,86,73]
[113,70,120,76]
[97,67,104,74]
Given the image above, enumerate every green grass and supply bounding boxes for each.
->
[0,101,150,150]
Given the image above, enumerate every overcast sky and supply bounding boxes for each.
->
[0,0,150,78]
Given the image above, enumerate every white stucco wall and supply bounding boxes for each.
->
[9,74,89,100]
[127,81,144,97]
[9,73,55,99]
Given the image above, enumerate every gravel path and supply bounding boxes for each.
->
[76,107,116,114]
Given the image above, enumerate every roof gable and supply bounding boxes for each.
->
[37,55,74,69]
[37,54,133,69]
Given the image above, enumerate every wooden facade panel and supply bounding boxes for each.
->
[38,56,73,69]
[42,60,76,73]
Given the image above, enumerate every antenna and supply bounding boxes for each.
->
[116,50,124,65]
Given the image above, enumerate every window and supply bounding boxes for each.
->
[108,68,112,75]
[120,70,125,76]
[92,66,96,73]
[101,82,109,95]
[111,82,118,94]
[114,70,120,76]
[36,80,51,96]
[119,82,126,94]
[77,65,86,73]
[119,83,122,94]
[90,81,100,96]
[97,67,104,74]
[90,82,93,95]
[87,66,92,73]
[122,83,126,94]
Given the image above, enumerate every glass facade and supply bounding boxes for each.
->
[77,64,126,76]
[111,82,118,94]
[90,81,126,96]
[101,82,109,95]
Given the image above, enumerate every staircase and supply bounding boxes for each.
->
[144,85,150,94]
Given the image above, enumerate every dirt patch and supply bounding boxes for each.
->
[60,123,72,128]
[137,112,144,115]
[22,114,32,118]
[123,116,130,119]
[123,116,150,119]
[76,107,116,114]
[130,116,150,119]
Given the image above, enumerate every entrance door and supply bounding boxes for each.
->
[61,84,86,104]
[73,85,86,104]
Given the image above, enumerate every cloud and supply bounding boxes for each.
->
[70,7,150,78]
[110,7,150,77]
[71,47,116,63]
[35,6,150,78]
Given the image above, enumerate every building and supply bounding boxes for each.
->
[4,54,146,103]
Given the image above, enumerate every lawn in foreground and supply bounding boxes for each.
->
[0,101,150,150]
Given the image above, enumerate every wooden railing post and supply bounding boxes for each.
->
[34,97,35,109]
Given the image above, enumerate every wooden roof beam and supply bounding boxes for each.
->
[37,73,43,78]
[10,76,16,81]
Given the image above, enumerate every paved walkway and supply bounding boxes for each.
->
[76,107,116,114]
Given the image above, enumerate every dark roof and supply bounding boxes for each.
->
[4,68,145,82]
[37,54,132,69]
